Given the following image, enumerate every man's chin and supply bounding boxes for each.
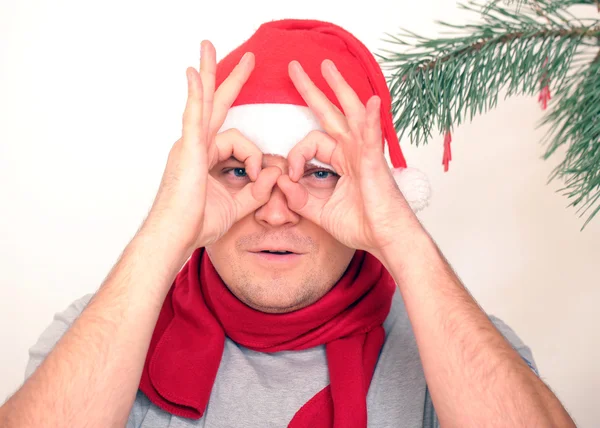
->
[231,278,320,314]
[242,294,318,314]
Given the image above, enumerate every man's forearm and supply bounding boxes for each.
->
[379,228,575,428]
[0,225,190,428]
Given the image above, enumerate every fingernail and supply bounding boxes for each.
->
[326,59,337,72]
[372,96,381,109]
[240,52,251,65]
[289,167,294,180]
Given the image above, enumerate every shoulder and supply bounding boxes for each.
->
[25,293,94,380]
[382,290,538,428]
[24,294,173,428]
[383,289,538,373]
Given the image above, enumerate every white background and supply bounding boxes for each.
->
[1,0,598,426]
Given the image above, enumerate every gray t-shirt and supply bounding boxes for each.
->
[25,289,537,427]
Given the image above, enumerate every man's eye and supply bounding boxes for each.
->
[226,168,247,178]
[309,170,338,180]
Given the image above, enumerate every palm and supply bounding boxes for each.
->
[322,143,400,252]
[153,139,234,249]
[201,176,238,245]
[319,176,373,251]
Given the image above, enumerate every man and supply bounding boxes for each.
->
[0,19,574,428]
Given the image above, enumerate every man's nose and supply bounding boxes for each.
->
[254,184,301,227]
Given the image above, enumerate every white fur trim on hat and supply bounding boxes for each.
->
[219,104,330,167]
[392,167,431,212]
[219,103,431,212]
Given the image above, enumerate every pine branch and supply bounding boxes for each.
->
[394,26,600,75]
[539,51,600,229]
[378,0,600,228]
[486,0,600,12]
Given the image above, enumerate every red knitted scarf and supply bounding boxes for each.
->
[139,248,395,427]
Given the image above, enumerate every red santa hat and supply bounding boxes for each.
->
[216,19,431,212]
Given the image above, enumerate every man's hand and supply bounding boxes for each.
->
[277,59,421,259]
[276,58,576,428]
[0,41,283,428]
[144,41,281,256]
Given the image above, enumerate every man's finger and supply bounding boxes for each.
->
[210,52,255,137]
[199,41,216,137]
[363,96,382,150]
[321,59,366,125]
[288,60,352,142]
[287,130,338,182]
[276,174,322,225]
[213,129,263,181]
[182,67,204,146]
[233,166,281,222]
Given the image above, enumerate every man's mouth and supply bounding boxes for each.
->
[249,248,304,264]
[249,246,302,255]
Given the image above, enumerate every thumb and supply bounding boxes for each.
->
[277,175,322,225]
[232,166,281,222]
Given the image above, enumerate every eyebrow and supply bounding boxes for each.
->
[220,156,334,171]
[219,156,245,166]
[305,162,334,171]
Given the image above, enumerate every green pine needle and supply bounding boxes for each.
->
[378,0,600,229]
[539,52,600,230]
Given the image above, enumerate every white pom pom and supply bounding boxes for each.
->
[392,167,431,212]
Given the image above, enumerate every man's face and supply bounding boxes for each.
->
[206,154,355,314]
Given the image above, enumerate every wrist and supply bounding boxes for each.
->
[375,226,438,284]
[373,217,431,265]
[140,213,198,257]
[129,222,193,286]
